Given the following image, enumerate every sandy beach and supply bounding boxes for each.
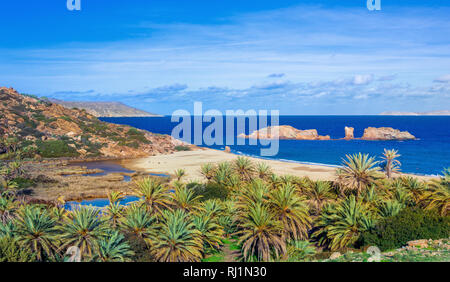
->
[120,148,438,183]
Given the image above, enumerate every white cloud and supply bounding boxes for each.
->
[434,74,450,83]
[353,75,374,85]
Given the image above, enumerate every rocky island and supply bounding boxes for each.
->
[360,127,416,140]
[239,125,416,141]
[238,125,331,140]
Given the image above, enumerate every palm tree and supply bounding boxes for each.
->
[377,200,404,217]
[92,230,134,262]
[336,153,381,198]
[0,193,16,223]
[236,203,286,262]
[200,163,216,181]
[304,181,336,214]
[133,177,172,215]
[236,180,269,212]
[50,206,68,222]
[193,214,224,250]
[401,177,426,205]
[313,196,375,251]
[174,169,186,182]
[104,202,124,228]
[173,185,202,213]
[104,191,125,227]
[119,204,157,241]
[421,185,449,216]
[151,209,203,262]
[202,199,225,218]
[58,207,108,258]
[285,240,316,262]
[233,157,255,182]
[0,220,15,238]
[218,200,238,237]
[268,183,311,240]
[381,149,401,178]
[14,205,58,261]
[256,163,272,180]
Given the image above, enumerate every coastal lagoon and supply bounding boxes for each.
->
[65,196,140,210]
[102,116,450,176]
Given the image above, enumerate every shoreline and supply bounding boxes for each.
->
[121,148,439,182]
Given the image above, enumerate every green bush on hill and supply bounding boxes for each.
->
[36,140,80,158]
[358,207,450,251]
[174,145,191,151]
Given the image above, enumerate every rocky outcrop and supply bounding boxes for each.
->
[344,127,354,140]
[238,126,330,140]
[0,87,178,158]
[361,127,416,140]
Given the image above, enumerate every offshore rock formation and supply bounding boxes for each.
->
[361,127,416,140]
[0,87,179,158]
[344,127,354,140]
[238,125,330,140]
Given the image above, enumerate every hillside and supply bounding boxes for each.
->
[0,87,183,159]
[380,110,450,116]
[51,99,159,117]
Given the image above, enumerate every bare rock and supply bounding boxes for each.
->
[407,239,428,249]
[238,125,331,140]
[361,127,416,140]
[329,252,342,260]
[344,126,354,140]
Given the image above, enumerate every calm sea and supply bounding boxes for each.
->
[101,116,450,176]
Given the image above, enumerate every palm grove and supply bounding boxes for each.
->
[0,147,449,262]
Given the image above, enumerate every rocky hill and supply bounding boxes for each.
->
[50,99,159,117]
[0,87,183,159]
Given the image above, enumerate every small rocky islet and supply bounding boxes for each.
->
[239,125,416,141]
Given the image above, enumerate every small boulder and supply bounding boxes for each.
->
[329,252,342,260]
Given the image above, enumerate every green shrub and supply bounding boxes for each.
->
[191,182,229,201]
[11,177,35,189]
[0,237,36,262]
[358,207,450,251]
[36,140,80,158]
[174,145,191,152]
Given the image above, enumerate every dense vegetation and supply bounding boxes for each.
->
[0,149,449,262]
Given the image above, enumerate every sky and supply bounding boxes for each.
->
[0,0,449,115]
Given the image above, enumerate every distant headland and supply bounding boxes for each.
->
[50,99,160,118]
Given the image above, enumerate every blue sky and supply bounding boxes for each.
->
[1,0,449,114]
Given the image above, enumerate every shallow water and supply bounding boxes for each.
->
[67,160,135,176]
[65,195,140,210]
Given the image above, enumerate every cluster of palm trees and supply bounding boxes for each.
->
[0,151,448,262]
